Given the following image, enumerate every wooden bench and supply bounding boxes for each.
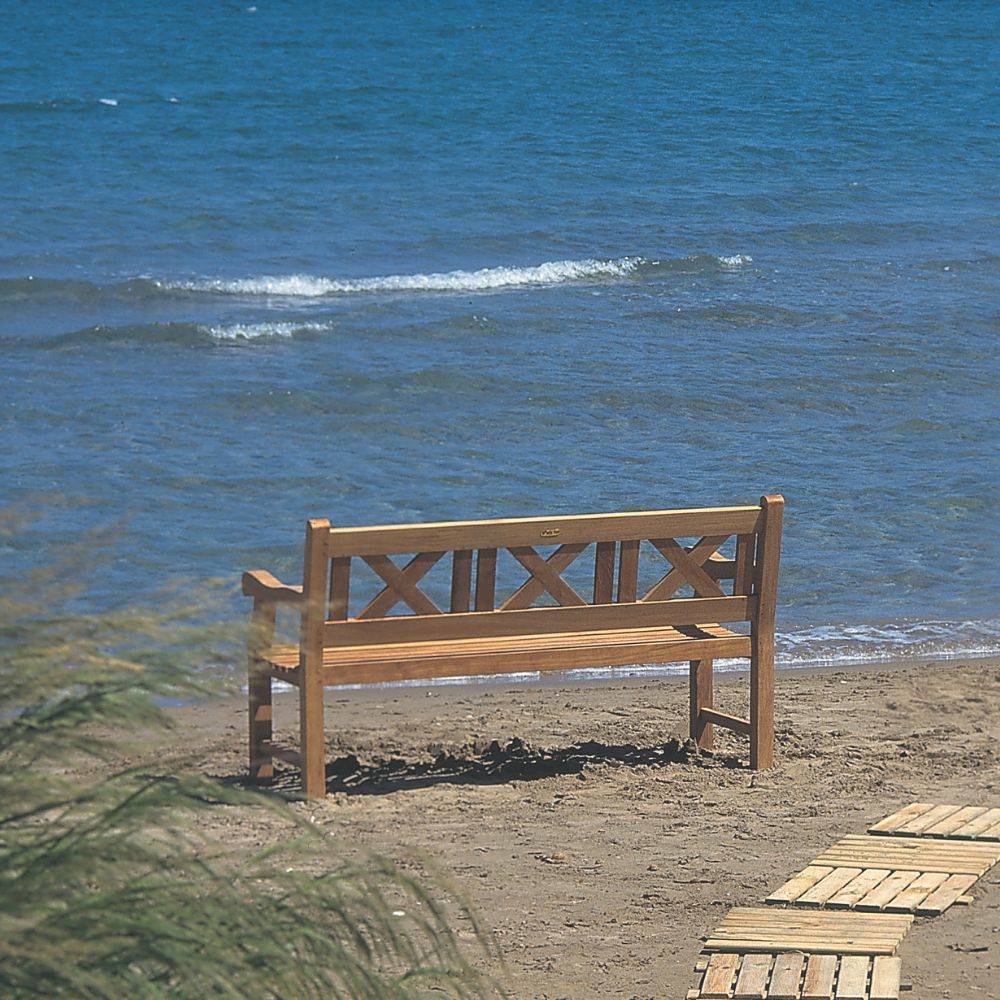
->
[243,495,784,797]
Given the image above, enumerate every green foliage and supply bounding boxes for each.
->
[0,516,501,998]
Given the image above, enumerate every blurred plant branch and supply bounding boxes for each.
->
[0,512,502,998]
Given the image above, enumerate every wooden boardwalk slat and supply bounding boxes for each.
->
[869,957,902,1000]
[827,869,892,909]
[923,805,987,836]
[733,953,771,998]
[709,934,904,948]
[915,873,978,915]
[950,807,1000,839]
[700,952,740,998]
[855,871,919,912]
[835,955,870,999]
[767,866,836,904]
[814,835,1000,876]
[802,954,838,999]
[816,846,999,864]
[882,871,948,912]
[715,909,906,926]
[895,804,961,835]
[829,833,1000,857]
[797,867,865,906]
[868,803,935,834]
[714,917,906,930]
[815,856,990,876]
[768,952,805,999]
[711,928,903,940]
[707,923,906,937]
[706,928,902,955]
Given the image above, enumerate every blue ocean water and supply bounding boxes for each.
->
[2,2,998,667]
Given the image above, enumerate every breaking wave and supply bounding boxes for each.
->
[171,256,650,296]
[37,321,332,347]
[0,253,755,308]
[170,254,754,297]
[204,320,332,341]
[775,617,1000,668]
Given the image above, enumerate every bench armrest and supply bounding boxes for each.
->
[242,570,304,603]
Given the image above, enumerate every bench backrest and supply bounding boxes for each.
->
[297,496,784,652]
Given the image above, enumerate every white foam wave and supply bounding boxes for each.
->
[98,98,119,107]
[172,256,647,298]
[776,617,1000,667]
[718,254,753,267]
[203,321,332,341]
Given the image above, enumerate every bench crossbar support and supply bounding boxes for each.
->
[699,707,752,738]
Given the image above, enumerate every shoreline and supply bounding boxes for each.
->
[147,654,1000,998]
[254,650,1000,700]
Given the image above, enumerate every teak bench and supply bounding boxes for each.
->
[243,495,784,797]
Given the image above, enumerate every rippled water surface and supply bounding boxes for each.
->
[2,2,998,665]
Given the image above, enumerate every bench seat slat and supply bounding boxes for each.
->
[264,623,750,686]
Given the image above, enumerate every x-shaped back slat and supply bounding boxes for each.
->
[353,534,733,618]
[358,551,445,617]
[643,535,728,601]
[501,544,588,610]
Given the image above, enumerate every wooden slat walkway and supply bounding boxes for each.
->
[766,833,1000,915]
[869,802,1000,841]
[813,834,1000,875]
[703,908,912,957]
[690,804,999,997]
[687,953,902,999]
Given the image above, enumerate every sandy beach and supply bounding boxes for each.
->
[138,657,1000,998]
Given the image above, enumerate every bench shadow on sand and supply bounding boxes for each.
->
[239,736,745,797]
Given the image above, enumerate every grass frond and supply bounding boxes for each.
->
[0,514,503,998]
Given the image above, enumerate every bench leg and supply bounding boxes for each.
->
[689,658,714,750]
[248,597,278,783]
[248,664,274,783]
[750,646,775,770]
[299,676,326,798]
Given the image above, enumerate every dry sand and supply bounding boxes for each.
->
[159,658,1000,998]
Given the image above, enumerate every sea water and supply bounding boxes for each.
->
[2,2,998,669]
